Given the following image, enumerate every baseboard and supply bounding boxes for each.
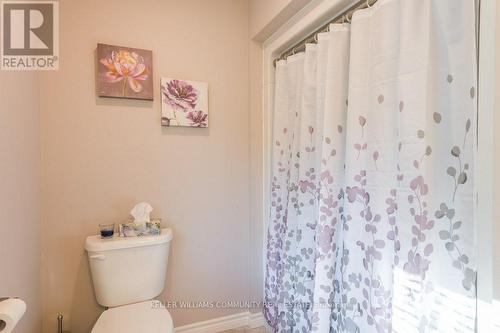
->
[247,311,267,329]
[174,311,268,333]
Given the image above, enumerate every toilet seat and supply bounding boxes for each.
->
[91,300,173,333]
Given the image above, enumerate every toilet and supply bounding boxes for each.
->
[85,228,174,333]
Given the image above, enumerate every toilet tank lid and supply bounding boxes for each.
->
[85,228,173,252]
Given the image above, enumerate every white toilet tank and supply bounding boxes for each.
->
[85,228,173,308]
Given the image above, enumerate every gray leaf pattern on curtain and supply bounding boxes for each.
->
[264,0,477,332]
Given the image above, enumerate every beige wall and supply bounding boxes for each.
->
[248,38,264,309]
[249,0,292,39]
[495,1,500,302]
[0,1,312,332]
[39,0,250,332]
[248,0,269,313]
[249,0,311,41]
[0,72,41,332]
[247,0,310,311]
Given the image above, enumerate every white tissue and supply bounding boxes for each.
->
[130,202,153,226]
[0,298,26,333]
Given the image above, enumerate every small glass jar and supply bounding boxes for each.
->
[99,223,115,239]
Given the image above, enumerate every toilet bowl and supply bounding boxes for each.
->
[91,301,173,333]
[85,228,174,332]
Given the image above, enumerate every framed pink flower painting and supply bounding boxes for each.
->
[97,43,153,100]
[161,78,209,128]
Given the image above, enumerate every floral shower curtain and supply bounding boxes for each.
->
[264,0,477,332]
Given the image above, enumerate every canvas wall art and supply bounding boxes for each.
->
[161,78,208,128]
[97,43,153,100]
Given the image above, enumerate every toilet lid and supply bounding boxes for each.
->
[92,300,173,333]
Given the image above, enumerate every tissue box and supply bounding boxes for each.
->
[119,219,161,237]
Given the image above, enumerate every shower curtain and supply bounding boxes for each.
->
[264,0,477,332]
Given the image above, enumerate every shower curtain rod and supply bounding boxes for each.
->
[273,0,378,67]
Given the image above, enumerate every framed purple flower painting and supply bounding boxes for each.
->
[97,43,153,100]
[161,78,209,128]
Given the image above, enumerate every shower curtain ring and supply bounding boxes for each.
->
[366,0,372,8]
